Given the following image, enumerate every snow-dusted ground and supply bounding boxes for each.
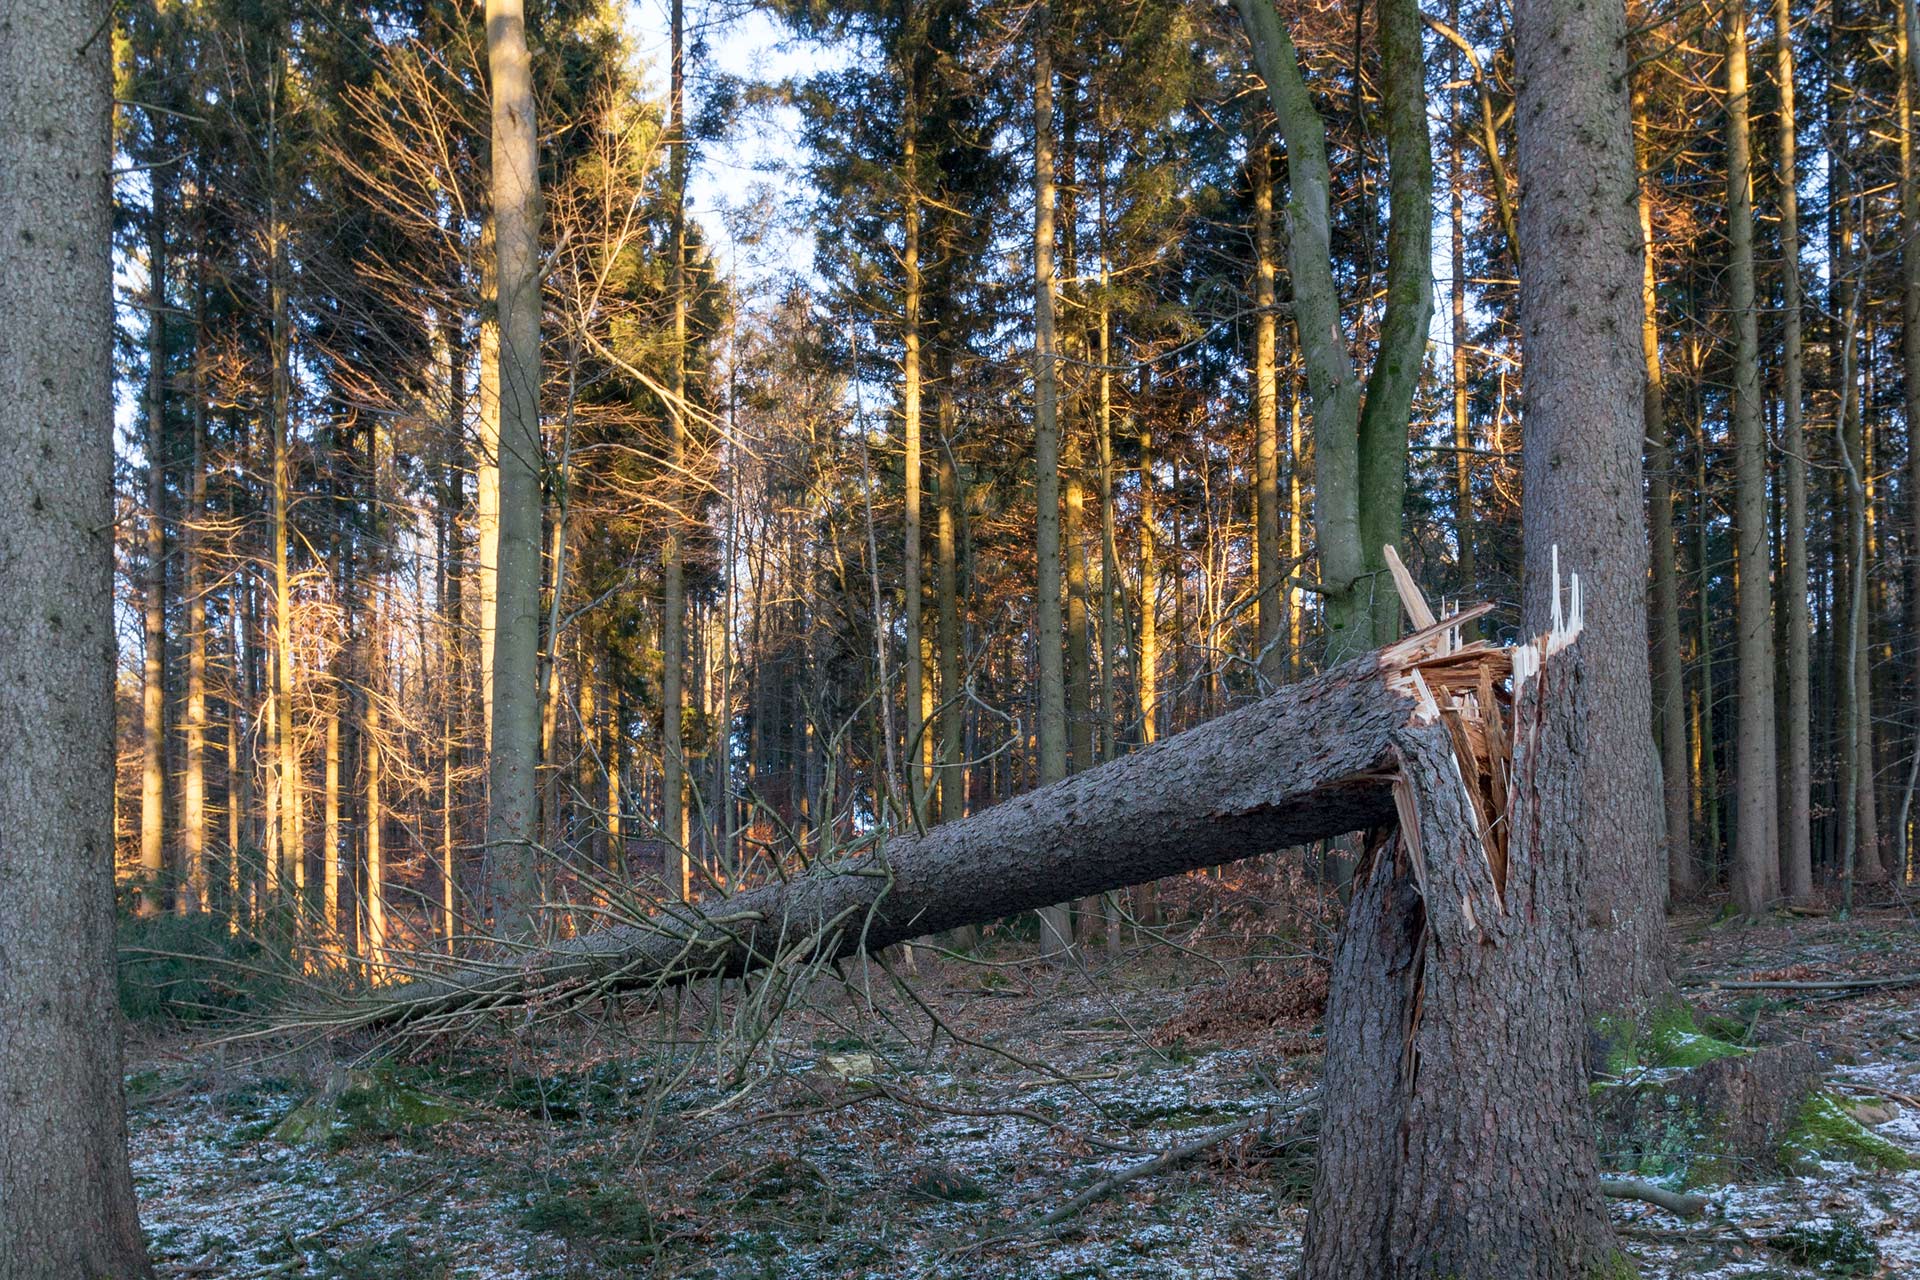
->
[127,909,1920,1278]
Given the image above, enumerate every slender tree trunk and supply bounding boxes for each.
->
[182,287,209,912]
[142,198,169,913]
[0,0,154,1263]
[1899,0,1920,880]
[270,192,302,919]
[937,381,964,824]
[1252,135,1283,686]
[902,127,928,825]
[662,0,691,901]
[484,0,545,938]
[477,216,501,753]
[1727,0,1780,915]
[1032,7,1071,957]
[1234,0,1430,657]
[1777,0,1813,902]
[1637,86,1694,897]
[1233,0,1363,660]
[1448,15,1476,607]
[1354,0,1434,646]
[1138,422,1160,745]
[324,682,341,943]
[365,638,386,969]
[1514,0,1671,1012]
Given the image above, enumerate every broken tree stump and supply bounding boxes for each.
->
[340,556,1623,1279]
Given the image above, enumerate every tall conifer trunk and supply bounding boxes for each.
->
[662,0,691,902]
[1031,6,1071,957]
[1252,136,1283,685]
[0,0,154,1264]
[1727,0,1780,914]
[483,0,545,938]
[1513,0,1671,1012]
[142,196,169,913]
[1636,85,1693,896]
[1776,0,1813,902]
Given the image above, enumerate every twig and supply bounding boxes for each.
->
[1599,1177,1709,1219]
[1684,972,1920,994]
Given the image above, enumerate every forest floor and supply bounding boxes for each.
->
[125,894,1920,1279]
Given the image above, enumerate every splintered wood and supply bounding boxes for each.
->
[1379,547,1515,909]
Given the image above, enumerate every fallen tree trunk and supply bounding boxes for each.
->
[344,572,1623,1278]
[346,621,1450,1030]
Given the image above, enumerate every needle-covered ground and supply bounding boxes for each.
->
[125,896,1920,1279]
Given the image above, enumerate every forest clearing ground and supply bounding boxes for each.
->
[126,902,1919,1279]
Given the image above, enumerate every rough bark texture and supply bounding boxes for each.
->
[484,0,544,937]
[364,613,1617,1277]
[1513,0,1670,1014]
[1636,86,1694,898]
[369,650,1405,1016]
[1305,650,1620,1279]
[1775,0,1812,903]
[1726,0,1779,916]
[0,0,155,1270]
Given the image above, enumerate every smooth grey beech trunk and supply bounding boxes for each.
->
[0,0,153,1272]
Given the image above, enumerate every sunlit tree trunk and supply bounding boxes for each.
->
[0,0,154,1262]
[141,196,168,913]
[1447,0,1476,608]
[484,0,545,938]
[182,285,209,913]
[1252,134,1283,686]
[902,122,928,826]
[1635,84,1692,897]
[477,216,501,754]
[936,370,965,823]
[662,0,691,902]
[1032,5,1071,958]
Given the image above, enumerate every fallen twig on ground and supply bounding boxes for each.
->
[1599,1177,1709,1219]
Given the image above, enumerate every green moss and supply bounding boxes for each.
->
[273,1068,463,1150]
[1596,1001,1745,1078]
[1780,1092,1918,1174]
[1585,1247,1642,1280]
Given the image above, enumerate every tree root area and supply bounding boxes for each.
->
[126,904,1920,1279]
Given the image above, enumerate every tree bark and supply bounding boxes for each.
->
[1900,0,1920,883]
[1233,0,1431,660]
[1252,134,1283,686]
[1031,7,1071,957]
[0,0,154,1267]
[1513,0,1671,1013]
[1726,0,1780,916]
[1636,84,1694,899]
[662,0,691,903]
[142,191,169,913]
[365,609,1618,1276]
[1774,0,1812,902]
[484,0,545,939]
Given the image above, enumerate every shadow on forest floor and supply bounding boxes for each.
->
[125,900,1920,1279]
